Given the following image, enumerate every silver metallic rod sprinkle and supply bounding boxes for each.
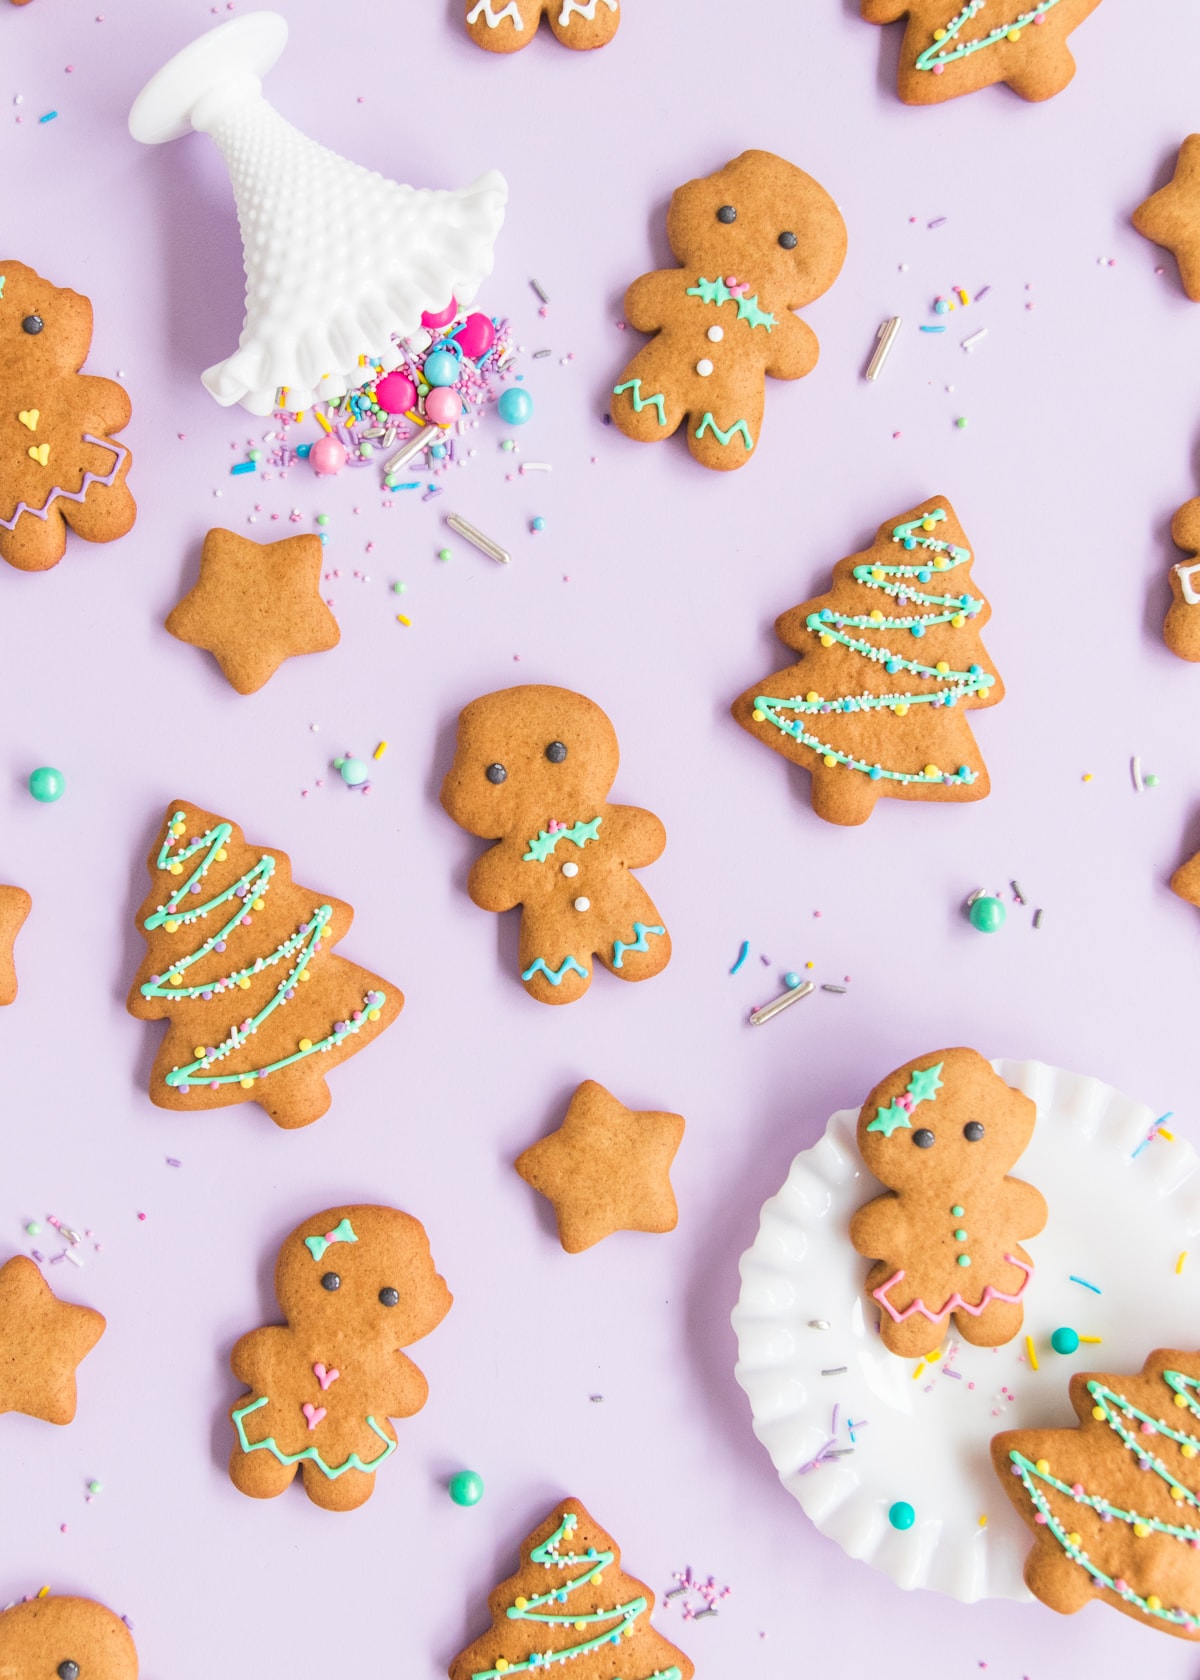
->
[1131,755,1143,792]
[693,1610,719,1621]
[519,462,552,473]
[1033,908,1044,929]
[821,1367,848,1376]
[748,979,815,1026]
[530,278,550,303]
[59,1226,82,1245]
[961,326,989,350]
[865,315,902,381]
[664,1587,688,1600]
[382,426,434,476]
[809,1319,831,1330]
[446,513,510,564]
[821,984,847,994]
[825,1447,855,1458]
[1011,880,1026,905]
[533,348,552,358]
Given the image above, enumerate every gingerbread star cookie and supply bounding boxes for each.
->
[1171,847,1200,913]
[1134,137,1200,302]
[0,884,31,1005]
[515,1079,684,1252]
[166,528,339,694]
[0,1255,105,1423]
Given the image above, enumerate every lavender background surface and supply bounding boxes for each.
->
[3,2,1200,1675]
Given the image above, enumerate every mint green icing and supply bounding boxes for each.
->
[916,0,1063,72]
[613,379,667,425]
[304,1217,358,1262]
[686,276,776,331]
[695,413,754,451]
[522,955,589,986]
[232,1395,395,1480]
[867,1061,945,1136]
[612,922,665,969]
[523,816,602,864]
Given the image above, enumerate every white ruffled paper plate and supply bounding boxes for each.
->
[732,1060,1200,1603]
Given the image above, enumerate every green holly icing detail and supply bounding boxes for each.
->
[735,293,776,331]
[907,1062,944,1104]
[867,1102,912,1138]
[866,1060,945,1137]
[686,277,775,331]
[523,816,602,864]
[686,276,733,307]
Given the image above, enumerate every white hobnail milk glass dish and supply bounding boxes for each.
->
[129,12,507,415]
[732,1059,1200,1603]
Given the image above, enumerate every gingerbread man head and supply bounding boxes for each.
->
[0,1597,137,1680]
[857,1047,1037,1195]
[1,261,94,380]
[665,150,847,311]
[440,685,619,840]
[276,1205,452,1352]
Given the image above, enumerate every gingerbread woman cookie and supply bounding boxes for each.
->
[1165,495,1200,661]
[850,1048,1046,1360]
[0,884,31,1005]
[465,0,618,51]
[862,0,1104,104]
[229,1204,451,1512]
[440,685,670,1005]
[993,1347,1200,1639]
[610,150,846,472]
[0,1597,137,1680]
[0,261,134,572]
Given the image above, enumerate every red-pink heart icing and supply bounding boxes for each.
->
[301,1401,327,1430]
[313,1362,340,1390]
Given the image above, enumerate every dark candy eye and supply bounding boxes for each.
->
[58,1665,79,1680]
[912,1129,935,1149]
[716,205,736,224]
[22,314,44,334]
[378,1287,399,1307]
[545,742,567,763]
[963,1122,985,1142]
[485,763,507,784]
[778,232,797,250]
[320,1272,340,1291]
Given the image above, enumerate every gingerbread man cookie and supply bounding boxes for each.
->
[229,1204,451,1512]
[0,884,31,1005]
[440,685,670,1005]
[0,261,134,572]
[1166,494,1200,661]
[1134,137,1200,303]
[0,1597,137,1680]
[0,1254,105,1423]
[993,1347,1200,1639]
[862,0,1104,104]
[850,1048,1046,1360]
[610,150,846,472]
[465,0,618,51]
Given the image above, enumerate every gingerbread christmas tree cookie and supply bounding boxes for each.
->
[127,801,402,1127]
[0,260,134,572]
[0,884,31,1006]
[862,0,1104,105]
[516,1080,684,1252]
[850,1048,1046,1360]
[465,0,618,52]
[993,1348,1200,1638]
[0,1255,105,1423]
[166,528,339,694]
[1134,137,1200,303]
[732,497,1004,826]
[449,1497,693,1680]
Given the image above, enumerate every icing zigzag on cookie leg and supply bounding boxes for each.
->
[233,1395,396,1479]
[612,922,665,969]
[467,0,525,25]
[522,954,590,986]
[695,413,754,451]
[559,0,616,18]
[613,379,668,426]
[0,435,128,530]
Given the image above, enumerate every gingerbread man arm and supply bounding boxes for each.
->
[1000,1176,1048,1243]
[75,373,132,434]
[765,313,820,383]
[623,270,684,336]
[229,1324,288,1389]
[381,1350,430,1419]
[861,0,910,20]
[1173,497,1200,555]
[849,1192,907,1260]
[602,805,666,869]
[467,843,525,913]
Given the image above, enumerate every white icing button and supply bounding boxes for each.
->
[696,359,714,377]
[707,325,724,342]
[573,897,591,912]
[562,861,579,878]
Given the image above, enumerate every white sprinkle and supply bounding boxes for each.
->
[961,327,989,351]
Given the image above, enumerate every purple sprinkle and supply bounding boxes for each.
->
[215,941,226,953]
[166,1158,182,1168]
[149,974,161,985]
[201,991,212,1002]
[285,988,295,1000]
[190,882,201,893]
[943,1368,963,1381]
[928,216,947,229]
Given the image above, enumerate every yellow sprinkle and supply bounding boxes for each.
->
[819,633,835,648]
[239,1076,255,1090]
[823,754,839,769]
[923,764,941,779]
[593,1573,603,1584]
[1006,26,1021,40]
[194,1046,205,1059]
[870,608,884,622]
[252,897,264,911]
[1082,772,1094,782]
[956,289,971,306]
[164,919,180,934]
[216,848,227,862]
[871,566,885,580]
[315,410,333,434]
[294,411,304,423]
[1026,1335,1039,1372]
[495,1663,509,1675]
[752,708,765,722]
[1079,1335,1102,1345]
[1134,1522,1150,1538]
[36,1587,50,1599]
[1182,1443,1197,1458]
[574,1622,586,1632]
[894,703,909,717]
[935,660,950,674]
[299,1038,313,1052]
[169,861,183,876]
[367,1008,381,1021]
[805,691,820,704]
[396,614,412,626]
[1147,1594,1162,1611]
[805,961,814,970]
[912,1361,926,1380]
[1159,1128,1175,1141]
[927,1347,943,1364]
[168,972,182,986]
[1178,1252,1189,1275]
[1066,1532,1081,1547]
[1035,1458,1050,1474]
[514,1599,527,1612]
[934,26,946,37]
[1175,1393,1189,1408]
[237,977,251,990]
[1092,1405,1106,1421]
[299,969,312,982]
[373,741,388,760]
[322,923,333,938]
[933,556,949,570]
[1172,1485,1186,1500]
[951,613,965,628]
[977,1514,988,1528]
[171,821,186,837]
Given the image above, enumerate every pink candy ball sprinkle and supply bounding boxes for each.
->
[424,387,461,427]
[455,312,496,360]
[375,370,417,415]
[310,435,348,476]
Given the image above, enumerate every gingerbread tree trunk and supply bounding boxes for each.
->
[127,801,402,1129]
[993,1350,1200,1639]
[733,497,1003,826]
[450,1498,693,1680]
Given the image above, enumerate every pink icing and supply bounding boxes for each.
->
[872,1253,1033,1325]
